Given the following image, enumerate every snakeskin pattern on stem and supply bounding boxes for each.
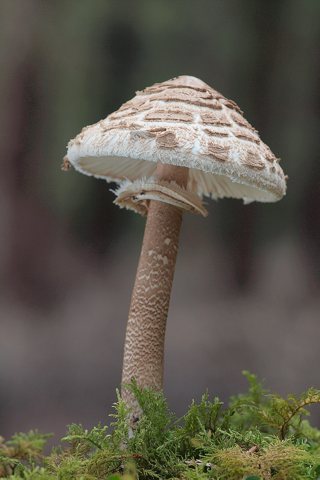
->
[121,164,188,412]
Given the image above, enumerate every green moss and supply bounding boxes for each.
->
[1,373,320,479]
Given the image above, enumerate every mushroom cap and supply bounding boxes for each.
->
[66,75,287,203]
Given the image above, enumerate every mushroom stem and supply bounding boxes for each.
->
[121,163,188,413]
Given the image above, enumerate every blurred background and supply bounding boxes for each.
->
[1,0,320,440]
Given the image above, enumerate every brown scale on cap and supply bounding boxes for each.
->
[155,131,179,149]
[142,83,209,93]
[118,98,147,109]
[204,128,229,138]
[128,127,181,148]
[113,101,154,117]
[142,77,225,99]
[129,126,181,144]
[144,109,193,123]
[231,112,256,131]
[265,150,277,163]
[101,121,142,133]
[243,151,265,170]
[201,112,231,126]
[221,98,243,114]
[207,143,230,162]
[147,126,168,134]
[141,85,216,100]
[108,109,141,120]
[140,90,224,110]
[233,130,260,145]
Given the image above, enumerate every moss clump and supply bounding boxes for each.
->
[1,373,320,479]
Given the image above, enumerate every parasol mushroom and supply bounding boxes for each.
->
[63,75,287,413]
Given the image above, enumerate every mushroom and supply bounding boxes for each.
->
[64,75,287,413]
